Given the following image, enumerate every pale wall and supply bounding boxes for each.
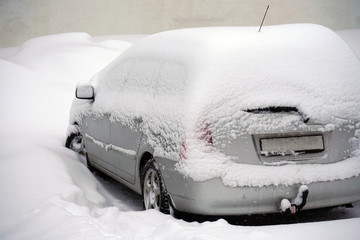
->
[0,0,360,47]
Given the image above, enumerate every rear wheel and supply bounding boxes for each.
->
[141,159,170,214]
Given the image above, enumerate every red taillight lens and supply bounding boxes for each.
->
[180,123,213,160]
[200,123,213,145]
[180,139,187,161]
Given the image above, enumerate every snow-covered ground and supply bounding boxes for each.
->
[0,30,360,240]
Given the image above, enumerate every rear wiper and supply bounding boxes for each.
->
[245,106,309,123]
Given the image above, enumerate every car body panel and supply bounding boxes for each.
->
[156,155,360,215]
[110,121,142,183]
[84,115,113,170]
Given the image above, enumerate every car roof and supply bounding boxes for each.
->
[94,24,360,123]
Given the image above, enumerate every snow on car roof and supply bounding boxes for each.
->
[95,24,360,125]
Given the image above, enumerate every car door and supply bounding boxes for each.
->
[110,118,143,183]
[111,119,142,183]
[83,114,113,171]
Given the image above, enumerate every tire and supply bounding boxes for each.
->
[83,153,95,172]
[65,132,84,155]
[66,132,94,172]
[141,159,170,214]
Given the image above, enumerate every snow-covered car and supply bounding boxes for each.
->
[66,24,360,216]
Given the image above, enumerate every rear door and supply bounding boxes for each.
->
[83,114,113,170]
[110,119,143,183]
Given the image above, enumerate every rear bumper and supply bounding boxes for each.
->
[170,175,360,215]
[156,157,360,215]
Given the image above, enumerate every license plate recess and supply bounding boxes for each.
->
[260,135,324,156]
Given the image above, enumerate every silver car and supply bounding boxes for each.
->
[66,24,360,216]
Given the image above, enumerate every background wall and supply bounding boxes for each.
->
[0,0,360,47]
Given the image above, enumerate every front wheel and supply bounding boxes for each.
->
[65,131,84,155]
[141,159,170,214]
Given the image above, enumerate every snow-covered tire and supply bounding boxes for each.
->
[65,132,84,155]
[141,159,170,214]
[65,132,94,172]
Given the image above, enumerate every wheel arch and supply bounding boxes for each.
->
[139,151,153,180]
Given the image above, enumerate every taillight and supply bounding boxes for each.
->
[200,123,213,146]
[180,139,187,161]
[180,122,213,161]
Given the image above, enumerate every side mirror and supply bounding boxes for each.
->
[75,81,94,100]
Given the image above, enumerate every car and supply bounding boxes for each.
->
[66,24,360,216]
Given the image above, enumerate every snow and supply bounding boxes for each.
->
[293,185,309,206]
[280,199,292,212]
[93,34,148,44]
[89,24,360,127]
[179,155,360,187]
[85,133,137,156]
[1,29,360,239]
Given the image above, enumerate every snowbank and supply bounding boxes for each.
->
[0,32,131,139]
[0,32,134,238]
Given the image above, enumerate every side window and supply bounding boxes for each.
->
[98,58,187,97]
[126,60,161,93]
[159,62,187,96]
